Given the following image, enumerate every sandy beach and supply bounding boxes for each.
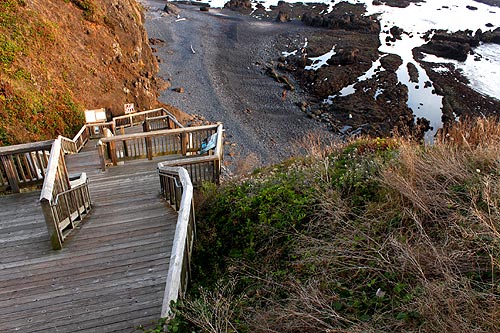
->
[142,1,334,167]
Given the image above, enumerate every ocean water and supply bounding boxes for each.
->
[188,0,500,132]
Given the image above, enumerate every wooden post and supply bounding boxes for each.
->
[97,141,106,171]
[109,141,117,166]
[40,199,63,250]
[1,155,20,193]
[181,133,188,156]
[145,136,153,160]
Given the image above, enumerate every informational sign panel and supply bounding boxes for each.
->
[124,103,135,114]
[84,108,107,123]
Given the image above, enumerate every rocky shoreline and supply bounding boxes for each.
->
[224,0,500,139]
[147,0,499,152]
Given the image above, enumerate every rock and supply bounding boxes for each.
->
[200,6,209,12]
[419,41,471,61]
[486,23,494,28]
[224,0,252,10]
[389,25,404,40]
[148,38,165,45]
[172,87,184,93]
[328,47,360,66]
[407,62,419,83]
[380,54,403,72]
[163,3,180,15]
[372,0,382,5]
[480,28,500,44]
[301,3,380,33]
[432,30,480,47]
[466,5,478,10]
[265,66,280,81]
[276,11,290,22]
[279,75,295,91]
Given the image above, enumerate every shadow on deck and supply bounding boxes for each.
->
[0,140,178,332]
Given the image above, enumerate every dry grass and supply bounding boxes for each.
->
[181,117,500,333]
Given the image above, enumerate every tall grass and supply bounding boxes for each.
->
[169,117,500,333]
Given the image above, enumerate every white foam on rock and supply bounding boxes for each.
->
[304,45,337,71]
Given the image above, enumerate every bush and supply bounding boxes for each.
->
[171,118,500,332]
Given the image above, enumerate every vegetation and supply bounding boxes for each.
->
[167,118,500,333]
[0,0,85,145]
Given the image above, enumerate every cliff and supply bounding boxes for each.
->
[0,0,175,145]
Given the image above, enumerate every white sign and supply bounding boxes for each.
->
[84,108,106,124]
[124,103,135,114]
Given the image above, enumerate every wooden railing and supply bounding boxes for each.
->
[157,124,224,186]
[39,138,92,250]
[158,166,195,318]
[112,108,169,129]
[59,122,115,154]
[97,124,223,178]
[0,140,53,193]
[143,113,184,132]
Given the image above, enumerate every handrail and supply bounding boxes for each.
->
[158,166,195,318]
[39,138,92,249]
[157,124,224,186]
[112,107,169,129]
[143,113,184,132]
[59,121,115,154]
[98,124,223,172]
[0,140,53,193]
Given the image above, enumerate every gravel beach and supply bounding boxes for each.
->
[141,0,334,168]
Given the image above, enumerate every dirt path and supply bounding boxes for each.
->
[141,1,333,168]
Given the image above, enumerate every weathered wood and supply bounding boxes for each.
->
[1,155,20,193]
[159,167,195,318]
[0,141,178,332]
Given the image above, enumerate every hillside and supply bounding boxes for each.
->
[167,118,500,333]
[0,0,178,145]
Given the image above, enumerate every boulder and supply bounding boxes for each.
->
[407,62,419,83]
[328,47,360,65]
[224,0,252,10]
[163,3,180,15]
[419,41,471,61]
[389,25,404,40]
[276,11,290,22]
[380,54,403,72]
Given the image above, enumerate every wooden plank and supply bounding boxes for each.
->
[1,155,20,193]
[0,124,186,331]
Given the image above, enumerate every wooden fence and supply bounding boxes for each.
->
[98,124,223,176]
[158,166,195,318]
[39,138,92,250]
[59,122,115,154]
[143,114,184,132]
[112,108,170,129]
[157,124,224,186]
[0,140,53,193]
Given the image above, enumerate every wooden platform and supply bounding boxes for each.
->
[0,140,178,332]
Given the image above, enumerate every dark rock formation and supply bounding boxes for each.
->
[163,3,180,15]
[327,47,360,66]
[301,3,380,33]
[407,62,419,83]
[276,11,290,22]
[479,27,500,44]
[380,54,402,72]
[224,0,252,10]
[417,30,480,61]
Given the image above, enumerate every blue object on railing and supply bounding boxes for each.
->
[199,133,217,155]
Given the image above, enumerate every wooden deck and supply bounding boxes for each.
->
[0,140,178,332]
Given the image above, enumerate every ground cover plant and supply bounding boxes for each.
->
[166,117,500,333]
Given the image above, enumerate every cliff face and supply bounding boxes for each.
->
[0,0,167,145]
